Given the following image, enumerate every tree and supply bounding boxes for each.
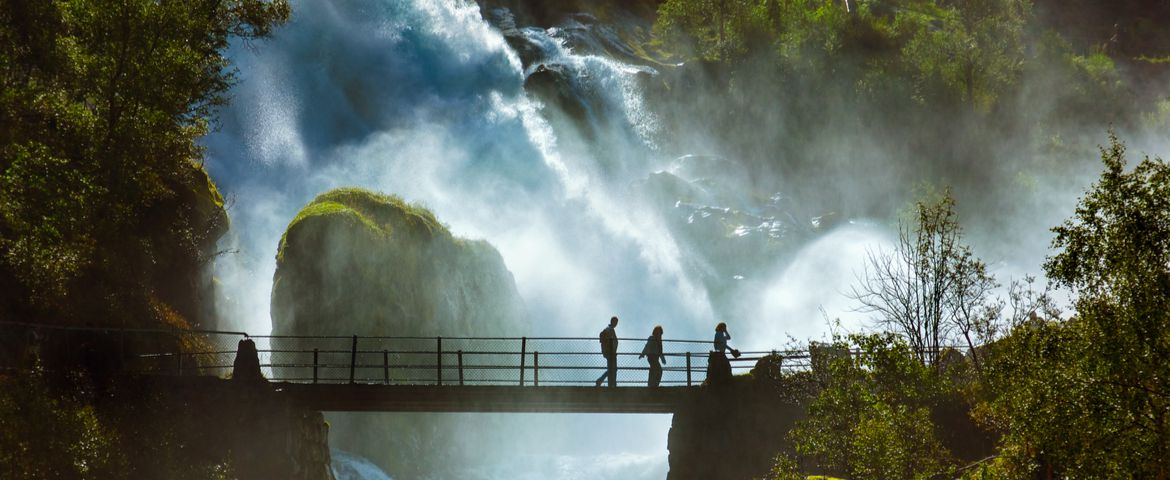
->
[788,333,955,478]
[850,190,998,367]
[0,0,289,326]
[900,0,1028,110]
[654,0,772,61]
[981,134,1170,477]
[1043,133,1170,477]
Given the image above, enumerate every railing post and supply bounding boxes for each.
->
[436,336,443,386]
[349,335,358,384]
[458,350,464,386]
[383,350,389,385]
[177,352,183,376]
[519,337,527,386]
[533,351,539,387]
[686,352,692,386]
[313,348,319,384]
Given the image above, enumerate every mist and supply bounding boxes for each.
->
[200,0,1168,477]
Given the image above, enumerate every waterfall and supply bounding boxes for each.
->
[332,450,394,480]
[205,0,719,342]
[201,0,878,477]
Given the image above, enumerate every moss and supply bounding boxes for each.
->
[191,159,226,210]
[276,187,445,263]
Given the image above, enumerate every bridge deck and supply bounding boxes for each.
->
[275,383,698,413]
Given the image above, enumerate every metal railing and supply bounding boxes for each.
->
[240,335,812,386]
[2,321,814,386]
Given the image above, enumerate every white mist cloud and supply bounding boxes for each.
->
[747,222,894,349]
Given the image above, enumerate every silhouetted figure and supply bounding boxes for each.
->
[708,322,738,385]
[639,325,666,387]
[714,322,740,358]
[595,316,619,387]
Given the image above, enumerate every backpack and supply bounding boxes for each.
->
[599,327,614,355]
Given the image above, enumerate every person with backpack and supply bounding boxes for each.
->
[638,325,666,387]
[595,316,619,387]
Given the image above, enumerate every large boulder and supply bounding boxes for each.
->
[271,187,527,339]
[270,187,528,477]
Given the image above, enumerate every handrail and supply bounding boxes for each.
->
[0,321,859,387]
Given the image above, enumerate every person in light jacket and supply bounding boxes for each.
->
[714,322,733,355]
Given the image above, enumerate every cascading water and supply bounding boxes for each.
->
[332,450,394,480]
[206,0,729,344]
[203,0,880,477]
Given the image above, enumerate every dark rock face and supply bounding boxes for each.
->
[96,376,334,480]
[234,399,335,480]
[485,7,543,68]
[524,63,593,124]
[155,162,231,329]
[667,384,805,479]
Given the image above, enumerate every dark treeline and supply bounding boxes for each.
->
[1,0,287,330]
[1,1,287,478]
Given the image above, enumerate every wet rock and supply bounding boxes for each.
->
[524,63,593,126]
[485,8,543,68]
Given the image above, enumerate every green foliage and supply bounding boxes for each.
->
[788,333,956,478]
[898,0,1027,110]
[0,0,288,325]
[655,0,1030,109]
[654,0,775,61]
[277,187,444,262]
[0,373,244,479]
[980,134,1170,477]
[0,375,124,478]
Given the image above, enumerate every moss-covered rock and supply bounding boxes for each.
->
[270,187,529,477]
[271,187,528,338]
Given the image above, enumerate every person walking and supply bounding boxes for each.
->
[639,325,666,387]
[595,316,619,387]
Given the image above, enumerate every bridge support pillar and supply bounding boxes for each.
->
[232,339,264,383]
[228,388,335,480]
[666,387,804,480]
